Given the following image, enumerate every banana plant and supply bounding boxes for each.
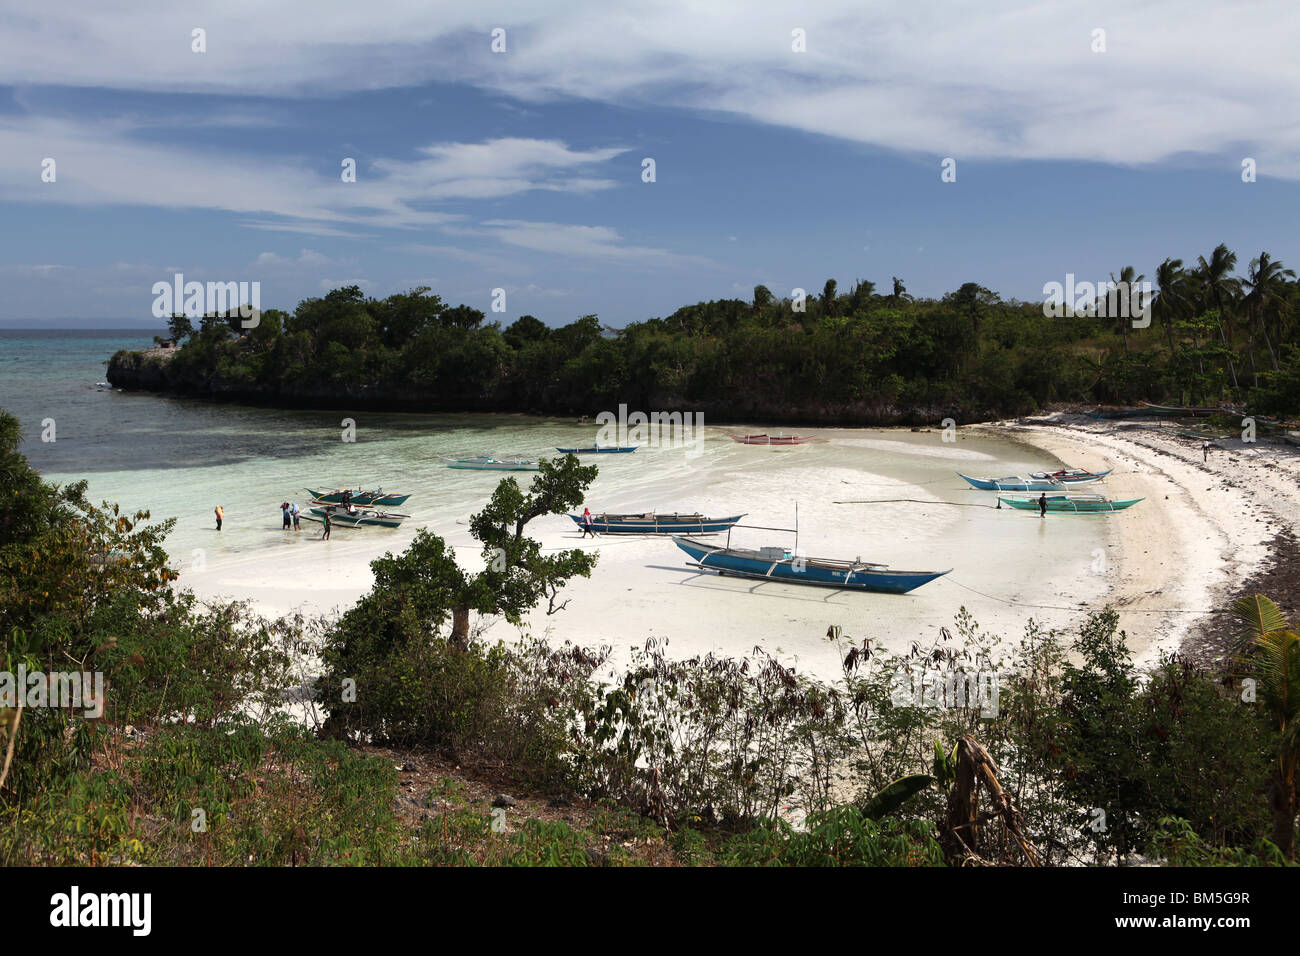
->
[860,773,933,820]
[1233,594,1300,861]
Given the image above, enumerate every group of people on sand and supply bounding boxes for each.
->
[211,491,360,541]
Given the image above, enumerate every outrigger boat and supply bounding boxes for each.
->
[305,501,410,527]
[1028,468,1110,482]
[555,445,638,454]
[997,494,1143,513]
[728,434,814,445]
[571,512,745,534]
[1140,401,1223,418]
[441,456,540,471]
[958,473,1067,492]
[673,536,948,595]
[306,487,412,507]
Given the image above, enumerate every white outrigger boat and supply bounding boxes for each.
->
[303,500,410,527]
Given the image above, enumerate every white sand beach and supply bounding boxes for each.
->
[980,414,1300,665]
[162,417,1300,682]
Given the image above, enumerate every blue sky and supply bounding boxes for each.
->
[1,1,1298,327]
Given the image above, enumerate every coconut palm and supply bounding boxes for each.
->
[1233,593,1300,861]
[1243,252,1295,372]
[890,276,912,304]
[1105,266,1146,354]
[1194,243,1242,389]
[1152,258,1189,361]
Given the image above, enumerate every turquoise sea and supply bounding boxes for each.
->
[0,329,1117,675]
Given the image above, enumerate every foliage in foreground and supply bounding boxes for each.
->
[1,406,1295,865]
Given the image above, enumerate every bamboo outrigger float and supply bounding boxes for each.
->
[571,512,745,534]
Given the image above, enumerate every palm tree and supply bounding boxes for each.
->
[1233,594,1300,861]
[1194,243,1241,389]
[1153,258,1188,362]
[1243,253,1295,373]
[821,279,838,317]
[849,278,876,314]
[1105,266,1146,354]
[890,276,912,304]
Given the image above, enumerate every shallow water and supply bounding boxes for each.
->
[5,330,1114,678]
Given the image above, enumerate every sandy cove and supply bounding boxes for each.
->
[180,419,1300,679]
[978,413,1300,666]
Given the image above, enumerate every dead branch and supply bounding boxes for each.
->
[943,734,1040,866]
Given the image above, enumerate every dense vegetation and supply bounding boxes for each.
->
[109,244,1300,422]
[3,405,1297,865]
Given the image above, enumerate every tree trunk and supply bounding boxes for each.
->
[1162,309,1178,361]
[1269,774,1296,861]
[1212,299,1239,388]
[450,604,470,650]
[942,735,1039,866]
[1257,310,1280,371]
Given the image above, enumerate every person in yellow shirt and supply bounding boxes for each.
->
[215,505,224,530]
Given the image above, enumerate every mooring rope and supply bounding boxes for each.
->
[940,575,1225,615]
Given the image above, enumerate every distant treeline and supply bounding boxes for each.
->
[109,245,1300,423]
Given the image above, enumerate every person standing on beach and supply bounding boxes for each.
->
[215,505,223,531]
[281,502,291,530]
[1038,493,1048,518]
[291,501,300,530]
[581,507,596,538]
[1202,440,1211,462]
[321,511,331,540]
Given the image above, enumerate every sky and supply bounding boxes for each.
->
[1,0,1298,328]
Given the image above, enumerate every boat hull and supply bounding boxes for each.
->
[571,513,744,534]
[555,446,638,454]
[1028,469,1111,483]
[958,473,1064,492]
[997,496,1143,513]
[728,434,813,445]
[441,457,539,471]
[306,506,408,527]
[307,488,412,506]
[673,537,948,594]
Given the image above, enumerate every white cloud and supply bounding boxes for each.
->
[476,219,716,268]
[0,117,625,231]
[0,2,1296,173]
[319,278,373,291]
[372,139,626,200]
[254,249,335,269]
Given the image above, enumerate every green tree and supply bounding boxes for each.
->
[1243,253,1294,373]
[1233,594,1300,861]
[1106,266,1145,354]
[1194,243,1242,389]
[1153,258,1189,363]
[503,314,550,350]
[820,279,838,317]
[166,314,194,344]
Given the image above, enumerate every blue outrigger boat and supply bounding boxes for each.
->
[673,536,949,595]
[556,445,638,454]
[958,473,1066,492]
[571,512,744,534]
[307,487,412,507]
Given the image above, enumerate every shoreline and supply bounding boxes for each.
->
[981,414,1300,667]
[76,405,1295,680]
